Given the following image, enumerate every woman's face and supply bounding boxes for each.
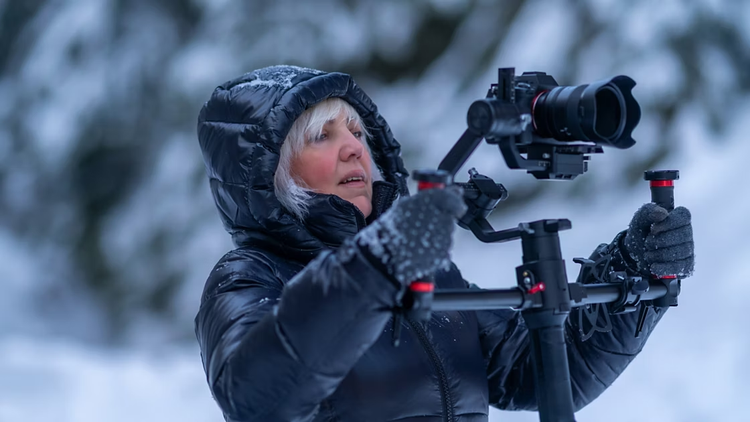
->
[291,112,374,218]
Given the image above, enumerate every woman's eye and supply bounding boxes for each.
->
[313,132,328,142]
[352,131,363,139]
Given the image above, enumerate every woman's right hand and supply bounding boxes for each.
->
[351,186,468,286]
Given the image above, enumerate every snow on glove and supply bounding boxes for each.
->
[623,203,694,278]
[354,186,468,286]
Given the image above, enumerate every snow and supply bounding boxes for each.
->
[0,337,220,422]
[2,0,748,421]
[235,65,325,90]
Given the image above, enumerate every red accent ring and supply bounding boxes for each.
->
[418,181,445,191]
[659,275,678,280]
[650,180,674,187]
[410,282,435,292]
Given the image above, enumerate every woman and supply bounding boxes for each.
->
[194,65,694,422]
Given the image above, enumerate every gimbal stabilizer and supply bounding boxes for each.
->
[391,68,682,422]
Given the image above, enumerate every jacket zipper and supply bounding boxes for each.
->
[406,316,454,422]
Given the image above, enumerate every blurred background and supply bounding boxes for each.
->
[1,0,748,421]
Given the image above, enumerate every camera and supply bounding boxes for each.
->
[459,68,641,179]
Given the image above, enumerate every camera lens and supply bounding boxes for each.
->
[532,76,639,149]
[593,87,621,139]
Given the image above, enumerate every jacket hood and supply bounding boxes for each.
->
[197,65,409,261]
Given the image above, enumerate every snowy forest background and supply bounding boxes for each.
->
[1,0,748,421]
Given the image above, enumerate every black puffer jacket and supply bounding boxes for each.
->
[194,66,663,422]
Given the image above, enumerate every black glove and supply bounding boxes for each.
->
[623,203,694,278]
[351,186,467,286]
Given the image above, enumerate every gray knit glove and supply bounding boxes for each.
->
[623,203,694,278]
[354,186,467,286]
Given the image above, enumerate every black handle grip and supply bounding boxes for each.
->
[412,169,452,190]
[644,170,679,212]
[643,170,680,286]
[401,170,453,325]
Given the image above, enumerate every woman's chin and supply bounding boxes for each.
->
[344,196,371,219]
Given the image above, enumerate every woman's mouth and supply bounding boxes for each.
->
[340,176,366,187]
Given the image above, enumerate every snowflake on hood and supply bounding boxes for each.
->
[236,65,326,90]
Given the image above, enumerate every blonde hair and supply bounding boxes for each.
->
[274,98,376,220]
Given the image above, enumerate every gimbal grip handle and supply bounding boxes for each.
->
[406,170,452,322]
[644,170,680,281]
[413,169,451,191]
[644,170,678,212]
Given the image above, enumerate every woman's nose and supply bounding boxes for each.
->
[340,132,364,161]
